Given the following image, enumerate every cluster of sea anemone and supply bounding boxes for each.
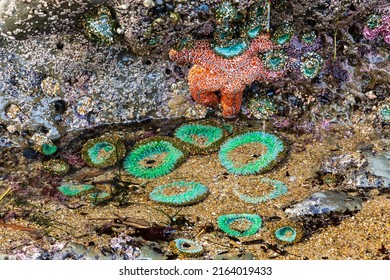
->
[212,0,271,58]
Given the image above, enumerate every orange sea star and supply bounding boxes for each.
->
[169,34,285,119]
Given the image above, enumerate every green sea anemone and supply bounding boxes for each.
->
[170,238,203,257]
[217,213,262,237]
[81,135,126,168]
[247,96,277,120]
[43,159,69,176]
[263,50,288,71]
[174,123,225,154]
[366,14,382,30]
[41,143,58,156]
[246,1,270,38]
[31,133,58,156]
[378,103,389,124]
[269,220,304,245]
[233,178,287,204]
[149,181,209,206]
[87,191,112,204]
[57,184,95,197]
[218,131,285,175]
[81,6,118,45]
[213,40,249,58]
[212,1,250,58]
[300,52,323,79]
[300,30,317,44]
[123,137,186,179]
[272,22,294,45]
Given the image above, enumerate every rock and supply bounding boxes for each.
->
[366,152,390,180]
[285,191,362,217]
[319,153,361,175]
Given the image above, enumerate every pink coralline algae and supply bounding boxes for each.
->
[285,35,322,59]
[363,15,390,44]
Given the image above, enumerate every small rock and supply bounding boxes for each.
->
[365,91,377,100]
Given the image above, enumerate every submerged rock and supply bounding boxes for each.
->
[285,191,362,217]
[366,152,390,180]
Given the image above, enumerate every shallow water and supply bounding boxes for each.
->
[0,118,388,260]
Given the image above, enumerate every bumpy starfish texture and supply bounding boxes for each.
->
[169,34,285,118]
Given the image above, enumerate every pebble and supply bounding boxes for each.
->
[365,91,377,100]
[143,0,155,8]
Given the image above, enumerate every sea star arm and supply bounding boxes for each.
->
[188,65,220,109]
[220,84,246,119]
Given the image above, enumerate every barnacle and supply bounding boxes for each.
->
[218,131,285,175]
[81,135,126,168]
[217,213,262,237]
[123,137,187,179]
[149,181,209,206]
